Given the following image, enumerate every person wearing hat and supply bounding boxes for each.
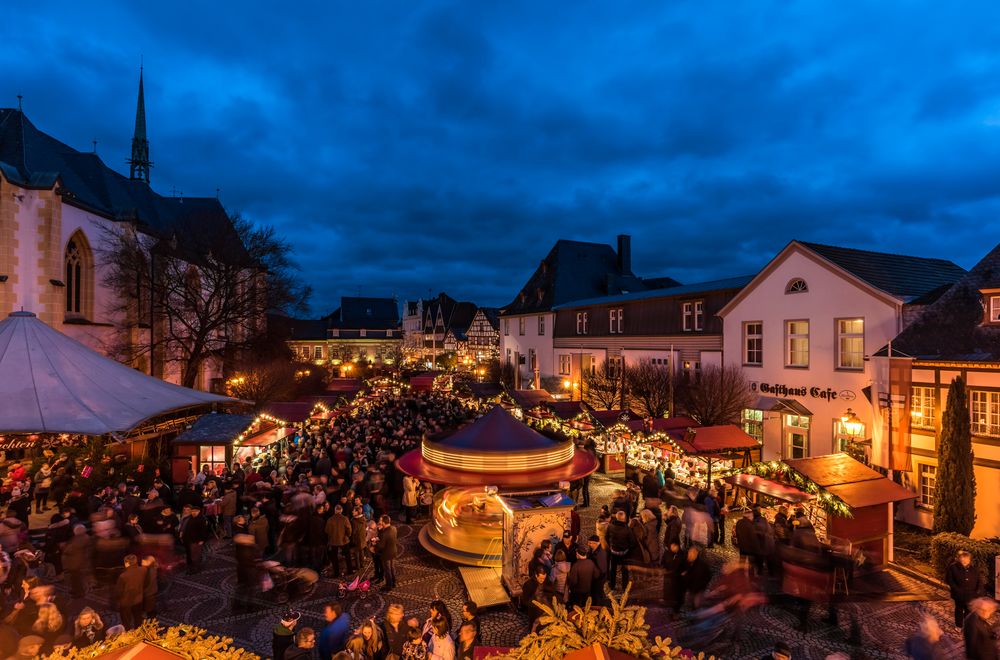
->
[273,610,301,660]
[180,504,209,574]
[567,545,599,608]
[946,549,984,628]
[557,529,577,566]
[587,534,608,605]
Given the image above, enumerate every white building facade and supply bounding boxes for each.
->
[720,241,966,461]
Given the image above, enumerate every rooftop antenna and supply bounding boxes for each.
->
[92,140,98,154]
[215,188,220,199]
[16,95,22,112]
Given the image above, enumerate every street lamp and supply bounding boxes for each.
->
[840,408,864,438]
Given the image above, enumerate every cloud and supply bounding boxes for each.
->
[3,0,999,314]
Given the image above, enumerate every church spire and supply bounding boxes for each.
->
[128,65,152,183]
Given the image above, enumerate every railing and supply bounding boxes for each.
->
[479,536,502,567]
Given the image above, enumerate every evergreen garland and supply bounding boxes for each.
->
[43,621,260,660]
[724,460,853,518]
[933,375,977,535]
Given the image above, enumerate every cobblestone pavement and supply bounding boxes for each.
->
[57,475,974,659]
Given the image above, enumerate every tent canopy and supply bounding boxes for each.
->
[433,405,560,451]
[0,311,233,435]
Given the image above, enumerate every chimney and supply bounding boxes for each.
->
[617,234,632,274]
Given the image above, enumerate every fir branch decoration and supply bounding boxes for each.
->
[43,620,261,660]
[723,460,853,518]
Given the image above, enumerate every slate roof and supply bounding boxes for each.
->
[333,297,399,330]
[501,239,646,315]
[477,307,501,331]
[0,109,246,262]
[879,242,1000,361]
[287,317,331,341]
[800,242,967,300]
[447,302,478,336]
[642,276,684,289]
[552,275,753,310]
[174,413,254,444]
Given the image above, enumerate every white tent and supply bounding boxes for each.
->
[0,311,233,435]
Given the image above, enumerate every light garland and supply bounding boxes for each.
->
[723,460,853,518]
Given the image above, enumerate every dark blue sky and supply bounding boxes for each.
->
[4,3,999,314]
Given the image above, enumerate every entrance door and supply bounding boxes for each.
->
[783,414,810,458]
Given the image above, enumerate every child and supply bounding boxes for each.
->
[402,622,428,659]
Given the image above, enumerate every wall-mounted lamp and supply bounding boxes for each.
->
[0,275,7,282]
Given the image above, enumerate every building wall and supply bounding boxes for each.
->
[722,249,902,460]
[500,312,555,386]
[895,362,1000,539]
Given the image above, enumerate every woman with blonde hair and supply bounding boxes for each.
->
[32,601,64,644]
[72,607,105,648]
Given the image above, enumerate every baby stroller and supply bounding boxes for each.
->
[259,560,319,604]
[337,558,374,600]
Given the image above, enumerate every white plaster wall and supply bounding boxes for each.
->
[500,312,555,381]
[722,248,901,459]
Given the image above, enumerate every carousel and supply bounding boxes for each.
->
[396,405,598,567]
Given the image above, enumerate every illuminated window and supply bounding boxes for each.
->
[609,308,624,334]
[314,345,323,360]
[990,295,1000,322]
[576,312,589,335]
[917,463,937,508]
[607,356,623,377]
[682,303,693,331]
[836,318,864,370]
[743,321,762,366]
[742,408,764,444]
[911,386,935,429]
[785,320,809,367]
[784,414,810,459]
[558,355,571,376]
[971,390,1000,437]
[199,445,227,475]
[694,301,704,331]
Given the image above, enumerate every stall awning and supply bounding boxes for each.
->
[755,396,813,417]
[725,473,813,504]
[241,425,296,447]
[684,425,760,454]
[260,402,314,424]
[547,400,586,421]
[510,389,553,409]
[826,480,915,508]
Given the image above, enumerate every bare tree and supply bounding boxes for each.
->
[100,213,310,388]
[582,361,626,410]
[625,359,673,418]
[226,359,297,407]
[676,364,754,426]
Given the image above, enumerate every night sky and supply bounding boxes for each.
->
[3,3,998,315]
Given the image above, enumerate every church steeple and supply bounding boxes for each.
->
[127,65,152,183]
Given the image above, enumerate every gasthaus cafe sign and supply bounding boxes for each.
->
[750,381,857,402]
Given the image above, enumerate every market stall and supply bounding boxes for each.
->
[592,416,694,475]
[171,412,298,481]
[509,389,553,420]
[727,454,915,570]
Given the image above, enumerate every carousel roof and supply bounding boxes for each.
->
[438,405,560,451]
[0,311,232,435]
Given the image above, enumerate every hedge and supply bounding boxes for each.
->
[930,532,1000,595]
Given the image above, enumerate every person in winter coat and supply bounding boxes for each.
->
[946,551,985,628]
[734,510,760,571]
[325,504,353,577]
[376,515,398,589]
[248,507,269,558]
[606,511,633,590]
[753,508,776,576]
[661,540,685,615]
[962,597,998,660]
[567,547,598,607]
[402,475,419,524]
[587,535,609,605]
[72,607,105,648]
[114,554,146,630]
[682,545,711,609]
[180,506,209,573]
[284,627,317,660]
[904,614,952,660]
[61,524,92,598]
[141,556,158,619]
[639,508,660,565]
[663,506,682,549]
[548,549,571,603]
[350,508,367,572]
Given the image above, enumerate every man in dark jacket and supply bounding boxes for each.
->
[376,515,398,589]
[567,546,598,607]
[963,597,998,660]
[946,551,985,627]
[734,510,760,573]
[115,554,146,630]
[587,535,608,604]
[62,524,92,597]
[606,511,634,590]
[661,540,685,615]
[682,545,711,609]
[284,627,316,660]
[325,504,353,577]
[664,506,682,549]
[181,505,209,573]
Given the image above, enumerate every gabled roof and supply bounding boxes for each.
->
[287,316,330,341]
[0,109,246,262]
[880,242,1000,361]
[799,242,967,300]
[501,239,646,315]
[475,307,501,331]
[553,275,753,310]
[174,413,254,444]
[719,240,967,317]
[447,302,478,336]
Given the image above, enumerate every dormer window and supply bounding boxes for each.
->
[983,290,1000,324]
[786,278,808,294]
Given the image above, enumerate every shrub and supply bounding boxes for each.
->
[930,532,1000,594]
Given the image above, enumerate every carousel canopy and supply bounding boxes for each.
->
[438,405,560,451]
[0,311,233,435]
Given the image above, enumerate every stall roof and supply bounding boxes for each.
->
[587,408,639,428]
[683,425,759,454]
[326,378,364,392]
[509,389,553,409]
[0,310,233,435]
[547,400,586,420]
[241,425,296,447]
[260,402,315,423]
[624,416,697,433]
[173,414,254,444]
[726,473,814,503]
[465,382,504,399]
[784,454,916,508]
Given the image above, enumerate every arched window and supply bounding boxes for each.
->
[64,232,93,318]
[785,278,808,294]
